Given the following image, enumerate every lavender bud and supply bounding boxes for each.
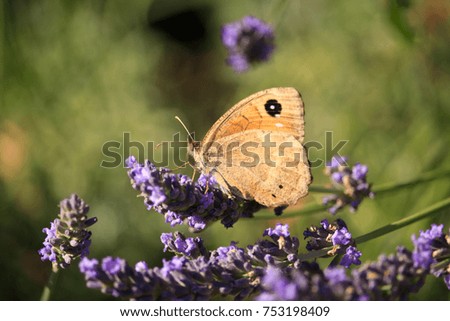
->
[39,194,97,271]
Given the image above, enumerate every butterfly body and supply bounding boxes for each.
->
[189,87,312,207]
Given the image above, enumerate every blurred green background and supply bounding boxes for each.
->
[1,0,449,300]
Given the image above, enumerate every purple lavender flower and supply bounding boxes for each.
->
[411,224,443,269]
[258,247,429,300]
[331,227,352,246]
[323,267,349,284]
[352,163,368,180]
[160,231,208,258]
[126,157,264,232]
[328,155,348,168]
[80,255,213,300]
[257,262,341,300]
[303,219,361,268]
[209,243,264,299]
[102,257,126,275]
[340,246,362,268]
[248,224,300,266]
[351,246,426,300]
[79,223,447,300]
[38,194,97,271]
[221,16,274,72]
[264,223,290,238]
[323,156,374,214]
[304,218,348,250]
[256,266,299,300]
[80,224,301,300]
[79,241,262,300]
[412,224,450,289]
[160,256,185,278]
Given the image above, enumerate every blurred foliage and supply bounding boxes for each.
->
[0,0,449,300]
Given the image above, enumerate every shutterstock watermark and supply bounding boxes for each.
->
[100,131,348,169]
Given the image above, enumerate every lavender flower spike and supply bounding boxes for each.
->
[304,219,361,268]
[126,157,263,232]
[160,231,208,258]
[257,246,428,300]
[412,224,450,289]
[39,194,97,271]
[322,156,374,215]
[221,16,275,72]
[80,224,447,300]
[80,224,301,300]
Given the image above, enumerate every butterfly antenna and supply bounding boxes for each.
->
[175,116,198,178]
[173,160,190,170]
[175,116,195,142]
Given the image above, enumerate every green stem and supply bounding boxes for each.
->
[433,258,450,271]
[40,269,59,301]
[373,167,450,194]
[354,197,450,244]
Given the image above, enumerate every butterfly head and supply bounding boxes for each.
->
[175,116,203,170]
[187,136,203,170]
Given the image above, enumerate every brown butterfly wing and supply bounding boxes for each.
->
[201,87,305,144]
[197,87,312,207]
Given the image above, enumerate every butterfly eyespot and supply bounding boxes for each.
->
[264,99,282,117]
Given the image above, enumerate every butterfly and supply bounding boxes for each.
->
[188,87,312,208]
